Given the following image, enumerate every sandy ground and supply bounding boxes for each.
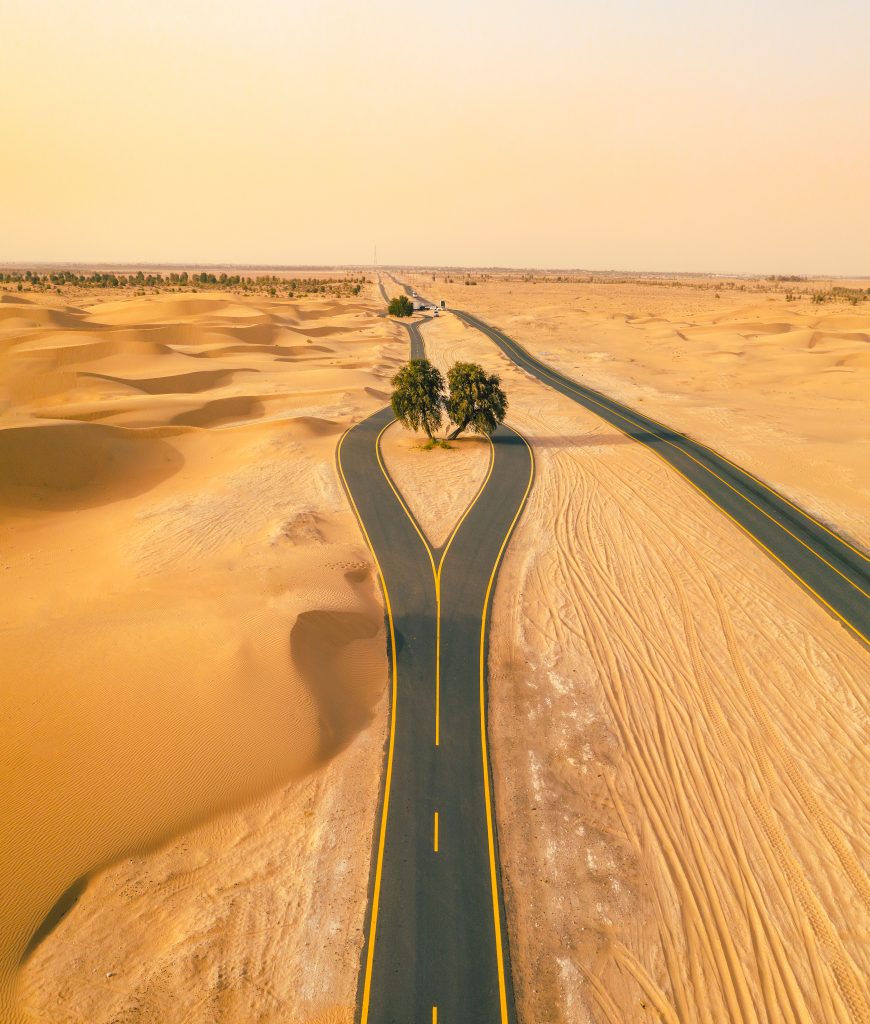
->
[0,286,406,1023]
[407,273,870,549]
[379,421,491,548]
[420,312,870,1024]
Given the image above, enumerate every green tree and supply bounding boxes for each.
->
[390,359,445,440]
[444,362,507,440]
[388,294,414,317]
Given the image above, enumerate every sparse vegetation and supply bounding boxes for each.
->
[811,286,869,306]
[0,268,369,300]
[388,294,414,317]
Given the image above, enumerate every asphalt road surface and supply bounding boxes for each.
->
[404,318,427,359]
[338,335,533,1023]
[378,275,428,357]
[445,308,870,643]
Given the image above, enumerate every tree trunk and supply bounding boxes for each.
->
[446,421,467,441]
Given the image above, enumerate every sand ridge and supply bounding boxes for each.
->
[0,286,404,1023]
[420,310,870,1024]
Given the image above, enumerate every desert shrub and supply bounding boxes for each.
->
[388,294,414,317]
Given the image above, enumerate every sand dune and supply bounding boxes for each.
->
[420,310,870,1024]
[0,421,183,509]
[78,367,247,394]
[0,286,402,1023]
[0,305,87,330]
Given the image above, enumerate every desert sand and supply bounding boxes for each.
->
[379,420,491,548]
[407,273,870,548]
[418,310,870,1024]
[0,286,406,1023]
[3,272,868,1024]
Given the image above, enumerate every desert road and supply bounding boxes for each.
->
[390,273,869,641]
[448,309,870,644]
[389,270,869,643]
[338,341,533,1021]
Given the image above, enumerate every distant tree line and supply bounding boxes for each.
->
[811,286,869,306]
[0,269,368,299]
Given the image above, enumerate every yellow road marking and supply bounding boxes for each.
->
[478,429,535,1024]
[458,313,869,643]
[375,419,496,745]
[432,1007,438,1023]
[336,428,399,1024]
[434,811,439,852]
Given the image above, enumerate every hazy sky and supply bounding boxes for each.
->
[2,0,868,272]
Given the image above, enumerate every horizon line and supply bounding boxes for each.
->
[0,261,867,280]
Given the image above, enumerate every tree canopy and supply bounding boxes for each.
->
[444,361,507,440]
[389,358,507,444]
[390,359,445,439]
[388,294,414,317]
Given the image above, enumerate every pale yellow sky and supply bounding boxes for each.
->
[1,0,868,273]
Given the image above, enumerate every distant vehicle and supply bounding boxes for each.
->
[432,308,440,317]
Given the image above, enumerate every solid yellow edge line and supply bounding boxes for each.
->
[459,312,870,632]
[479,428,535,1024]
[434,811,439,853]
[456,308,870,565]
[337,426,399,1024]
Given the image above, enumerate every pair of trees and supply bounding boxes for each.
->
[388,294,414,317]
[390,359,507,442]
